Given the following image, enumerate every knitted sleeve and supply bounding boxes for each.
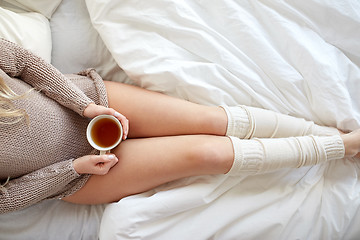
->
[0,38,93,116]
[0,159,88,214]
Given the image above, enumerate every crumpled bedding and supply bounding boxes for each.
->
[84,0,360,239]
[0,0,359,239]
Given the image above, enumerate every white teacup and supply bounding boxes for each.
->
[86,115,123,155]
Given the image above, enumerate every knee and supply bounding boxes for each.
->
[187,137,231,174]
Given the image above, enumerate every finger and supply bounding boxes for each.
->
[91,154,115,164]
[121,119,129,140]
[114,111,129,139]
[98,155,118,174]
[106,154,119,164]
[103,154,118,163]
[95,164,111,175]
[106,155,119,168]
[92,155,118,174]
[94,106,115,117]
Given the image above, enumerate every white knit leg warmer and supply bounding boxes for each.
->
[221,105,339,139]
[226,135,344,176]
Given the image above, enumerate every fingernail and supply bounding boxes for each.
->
[114,111,120,117]
[107,155,115,159]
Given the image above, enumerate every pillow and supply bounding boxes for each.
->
[50,0,130,83]
[2,0,63,18]
[0,7,52,63]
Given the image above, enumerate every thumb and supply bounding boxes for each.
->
[93,154,117,163]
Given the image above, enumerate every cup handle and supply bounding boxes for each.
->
[100,150,109,155]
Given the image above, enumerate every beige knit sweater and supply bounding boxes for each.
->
[0,38,108,214]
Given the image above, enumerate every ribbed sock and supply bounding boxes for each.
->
[226,135,344,176]
[221,105,339,139]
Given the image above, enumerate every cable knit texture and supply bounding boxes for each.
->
[221,105,251,139]
[0,38,108,214]
[227,137,264,175]
[227,135,345,176]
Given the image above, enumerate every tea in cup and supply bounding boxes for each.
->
[86,115,123,155]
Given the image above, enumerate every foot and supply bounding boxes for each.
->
[341,129,360,158]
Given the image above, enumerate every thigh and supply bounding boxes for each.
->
[104,81,226,138]
[62,135,233,204]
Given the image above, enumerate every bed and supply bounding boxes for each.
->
[0,0,360,239]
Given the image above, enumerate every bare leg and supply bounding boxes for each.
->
[104,81,227,138]
[63,135,233,204]
[105,81,342,139]
[64,129,360,204]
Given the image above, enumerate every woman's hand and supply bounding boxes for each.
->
[84,103,129,140]
[73,154,119,175]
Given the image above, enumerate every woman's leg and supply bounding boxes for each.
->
[104,81,227,138]
[105,81,340,139]
[63,135,234,204]
[63,129,359,204]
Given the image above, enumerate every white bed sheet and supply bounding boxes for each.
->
[0,199,105,240]
[50,0,131,83]
[83,0,360,239]
[1,0,359,239]
[0,1,109,239]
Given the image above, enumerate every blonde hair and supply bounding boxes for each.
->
[0,76,31,124]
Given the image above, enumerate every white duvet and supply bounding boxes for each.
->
[83,0,360,239]
[1,0,359,239]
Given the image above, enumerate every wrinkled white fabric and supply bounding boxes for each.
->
[86,0,360,130]
[2,0,355,239]
[84,0,360,239]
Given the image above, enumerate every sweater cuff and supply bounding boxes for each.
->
[77,99,94,117]
[68,159,81,178]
